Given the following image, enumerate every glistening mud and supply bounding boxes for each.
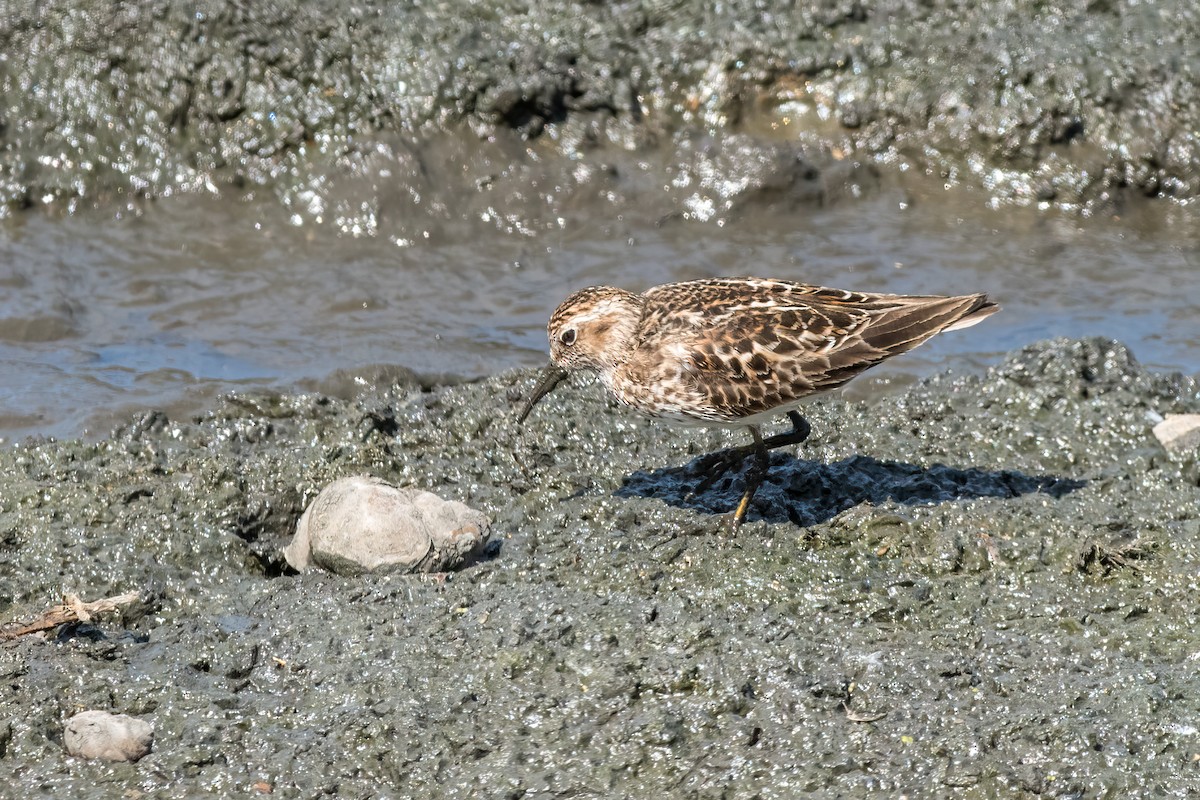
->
[2,338,1198,796]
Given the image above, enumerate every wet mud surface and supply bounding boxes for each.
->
[2,0,1200,794]
[3,338,1199,796]
[3,0,1200,231]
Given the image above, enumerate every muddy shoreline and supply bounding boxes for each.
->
[3,1,1200,794]
[4,0,1200,239]
[2,337,1199,796]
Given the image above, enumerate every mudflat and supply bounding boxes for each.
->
[2,337,1199,796]
[2,1,1199,796]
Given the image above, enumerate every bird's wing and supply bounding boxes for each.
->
[636,278,995,421]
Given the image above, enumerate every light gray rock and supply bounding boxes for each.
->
[63,711,153,762]
[284,476,491,575]
[1153,414,1200,453]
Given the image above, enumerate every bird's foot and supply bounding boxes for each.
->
[686,445,754,500]
[728,449,771,535]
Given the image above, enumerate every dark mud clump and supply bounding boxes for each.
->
[2,337,1199,796]
[3,0,1199,235]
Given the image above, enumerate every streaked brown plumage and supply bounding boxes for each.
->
[519,277,999,530]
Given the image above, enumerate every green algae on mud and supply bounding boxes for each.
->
[1,338,1199,796]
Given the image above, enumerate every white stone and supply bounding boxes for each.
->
[64,710,153,762]
[1153,414,1200,453]
[284,476,491,575]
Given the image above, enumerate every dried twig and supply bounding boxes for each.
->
[1,592,142,641]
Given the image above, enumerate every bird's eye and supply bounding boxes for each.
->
[560,328,577,346]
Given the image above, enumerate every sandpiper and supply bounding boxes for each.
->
[518,277,998,531]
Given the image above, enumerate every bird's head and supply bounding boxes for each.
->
[517,285,643,424]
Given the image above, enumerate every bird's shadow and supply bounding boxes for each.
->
[615,451,1086,526]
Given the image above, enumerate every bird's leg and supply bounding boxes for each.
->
[731,426,770,532]
[688,442,755,499]
[689,411,811,495]
[729,413,811,532]
[761,411,811,451]
[689,412,814,534]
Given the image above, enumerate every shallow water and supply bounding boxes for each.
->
[1,180,1197,441]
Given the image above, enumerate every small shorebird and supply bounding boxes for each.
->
[518,277,998,531]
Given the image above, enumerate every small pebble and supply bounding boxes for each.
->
[284,476,491,575]
[1152,414,1200,454]
[64,710,153,762]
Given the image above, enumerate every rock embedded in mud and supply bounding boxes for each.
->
[284,476,490,575]
[63,711,153,763]
[1153,414,1200,454]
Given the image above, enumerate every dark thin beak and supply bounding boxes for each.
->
[517,363,569,425]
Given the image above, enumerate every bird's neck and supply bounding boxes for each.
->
[591,293,643,374]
